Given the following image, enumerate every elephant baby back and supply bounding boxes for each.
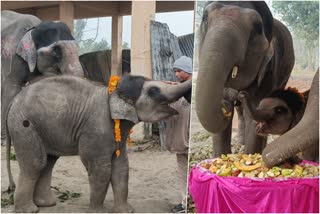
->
[7,76,111,156]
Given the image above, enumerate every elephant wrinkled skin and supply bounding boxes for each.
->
[262,71,319,167]
[1,10,84,141]
[6,75,191,213]
[195,1,295,156]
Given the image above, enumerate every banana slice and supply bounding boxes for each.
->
[234,161,261,172]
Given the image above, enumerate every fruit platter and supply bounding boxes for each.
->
[199,153,319,179]
[189,154,319,213]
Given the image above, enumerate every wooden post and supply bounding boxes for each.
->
[193,0,196,33]
[130,1,156,141]
[59,1,74,33]
[131,0,155,77]
[111,15,123,76]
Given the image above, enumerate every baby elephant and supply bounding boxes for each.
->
[6,75,191,213]
[238,88,308,136]
[238,88,318,162]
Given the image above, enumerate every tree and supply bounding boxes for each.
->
[74,19,111,55]
[272,1,319,71]
[122,41,130,49]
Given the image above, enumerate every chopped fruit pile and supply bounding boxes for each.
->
[200,154,319,178]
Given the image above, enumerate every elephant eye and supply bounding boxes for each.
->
[274,107,288,114]
[52,46,62,59]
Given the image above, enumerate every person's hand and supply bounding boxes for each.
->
[162,80,179,85]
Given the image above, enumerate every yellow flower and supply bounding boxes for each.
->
[108,75,121,94]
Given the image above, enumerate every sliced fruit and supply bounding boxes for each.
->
[294,165,303,176]
[234,161,261,171]
[217,167,232,176]
[281,169,293,176]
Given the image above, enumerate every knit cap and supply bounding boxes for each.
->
[173,56,193,74]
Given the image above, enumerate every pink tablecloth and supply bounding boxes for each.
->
[189,160,319,213]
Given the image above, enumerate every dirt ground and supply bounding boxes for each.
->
[1,141,183,213]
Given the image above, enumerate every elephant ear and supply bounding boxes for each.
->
[109,91,140,124]
[252,1,274,42]
[16,30,37,73]
[257,41,274,87]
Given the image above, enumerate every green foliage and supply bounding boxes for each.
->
[189,144,213,169]
[191,131,211,142]
[273,1,319,71]
[1,192,14,207]
[74,19,111,55]
[122,41,130,49]
[10,153,16,161]
[58,191,81,202]
[51,186,81,202]
[273,1,319,48]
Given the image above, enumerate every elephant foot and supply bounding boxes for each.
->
[34,191,56,207]
[15,203,39,213]
[112,203,134,213]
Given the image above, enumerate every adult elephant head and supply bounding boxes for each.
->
[1,10,84,139]
[262,71,319,167]
[195,1,294,133]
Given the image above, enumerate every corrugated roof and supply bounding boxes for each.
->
[178,33,194,59]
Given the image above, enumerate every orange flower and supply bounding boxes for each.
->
[108,75,121,94]
[113,118,134,156]
[115,149,121,157]
[114,119,121,142]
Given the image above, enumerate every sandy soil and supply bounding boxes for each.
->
[1,141,182,213]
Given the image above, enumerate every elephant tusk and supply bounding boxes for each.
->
[231,66,238,79]
[221,106,232,117]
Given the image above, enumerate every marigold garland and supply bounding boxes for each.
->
[108,75,133,156]
[108,75,121,94]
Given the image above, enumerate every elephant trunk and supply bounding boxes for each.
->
[196,26,245,133]
[262,71,319,167]
[239,92,274,122]
[57,40,84,77]
[162,79,192,102]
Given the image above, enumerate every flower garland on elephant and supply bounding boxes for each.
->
[108,75,133,157]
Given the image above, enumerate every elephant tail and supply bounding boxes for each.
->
[6,102,15,193]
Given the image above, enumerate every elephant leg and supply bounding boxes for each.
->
[1,84,22,141]
[34,155,59,207]
[80,154,112,213]
[15,171,41,213]
[244,116,267,154]
[236,105,245,145]
[13,142,46,212]
[10,120,47,212]
[2,56,29,141]
[111,150,133,213]
[212,119,232,157]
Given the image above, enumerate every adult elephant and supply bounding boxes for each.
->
[262,71,319,167]
[195,1,295,156]
[1,10,84,140]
